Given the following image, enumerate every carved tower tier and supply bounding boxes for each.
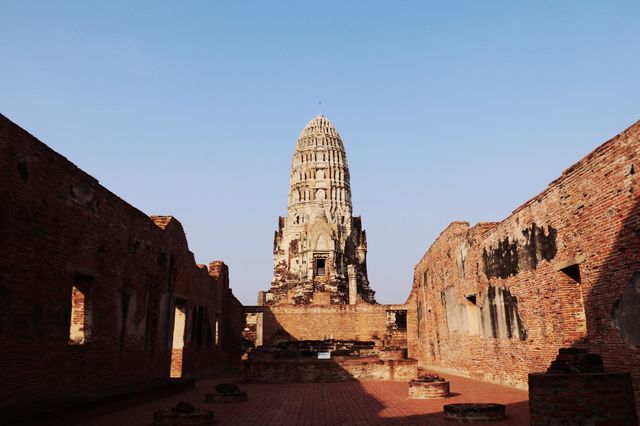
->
[263,115,376,305]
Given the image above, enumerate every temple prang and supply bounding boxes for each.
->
[266,115,375,305]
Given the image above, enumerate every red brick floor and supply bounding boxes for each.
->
[81,372,529,425]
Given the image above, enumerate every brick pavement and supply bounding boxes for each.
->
[80,371,529,425]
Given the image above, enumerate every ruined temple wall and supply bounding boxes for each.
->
[410,120,640,403]
[252,304,408,348]
[0,114,239,406]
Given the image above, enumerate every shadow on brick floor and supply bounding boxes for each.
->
[73,372,530,426]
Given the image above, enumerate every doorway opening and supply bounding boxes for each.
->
[170,299,186,378]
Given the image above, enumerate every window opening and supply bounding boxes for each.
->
[69,273,93,345]
[386,310,407,331]
[561,264,581,283]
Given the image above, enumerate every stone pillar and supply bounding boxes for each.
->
[348,265,357,305]
[256,312,264,347]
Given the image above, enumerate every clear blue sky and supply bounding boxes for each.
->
[2,1,639,304]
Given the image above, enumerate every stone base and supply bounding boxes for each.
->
[242,356,418,382]
[408,375,450,399]
[153,410,214,426]
[444,403,505,423]
[340,357,417,381]
[204,392,248,403]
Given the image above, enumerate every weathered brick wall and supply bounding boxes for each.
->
[0,114,241,407]
[410,120,640,414]
[244,304,410,349]
[243,357,417,382]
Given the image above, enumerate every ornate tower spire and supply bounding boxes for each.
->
[287,115,352,226]
[264,115,376,305]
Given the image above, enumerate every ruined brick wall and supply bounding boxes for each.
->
[0,114,241,407]
[410,120,640,413]
[243,357,417,382]
[245,304,410,349]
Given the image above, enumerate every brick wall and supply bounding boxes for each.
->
[0,114,242,408]
[409,120,640,414]
[243,304,412,350]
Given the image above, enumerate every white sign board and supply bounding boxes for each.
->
[317,352,331,360]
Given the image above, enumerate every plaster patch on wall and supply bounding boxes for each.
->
[442,285,526,340]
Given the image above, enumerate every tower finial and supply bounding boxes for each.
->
[317,100,322,116]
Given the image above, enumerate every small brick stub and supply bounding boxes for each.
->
[443,403,506,423]
[529,372,638,426]
[408,374,450,399]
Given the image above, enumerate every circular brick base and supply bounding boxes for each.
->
[444,403,506,423]
[408,375,450,399]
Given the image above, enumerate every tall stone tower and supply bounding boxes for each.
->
[263,115,376,306]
